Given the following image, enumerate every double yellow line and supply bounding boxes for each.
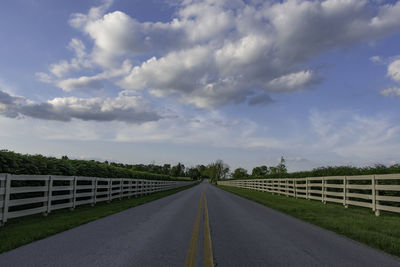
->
[184,190,214,267]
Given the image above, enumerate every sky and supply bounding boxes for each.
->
[1,0,400,172]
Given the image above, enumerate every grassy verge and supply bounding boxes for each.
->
[218,185,400,257]
[0,183,198,253]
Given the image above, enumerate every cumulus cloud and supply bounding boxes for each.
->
[380,59,400,96]
[36,0,400,109]
[109,0,400,107]
[49,39,92,78]
[387,60,400,82]
[0,89,160,123]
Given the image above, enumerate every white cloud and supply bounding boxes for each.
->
[116,0,400,108]
[370,55,382,63]
[381,87,400,96]
[48,39,92,78]
[57,76,104,91]
[267,71,321,93]
[387,59,400,82]
[37,0,400,110]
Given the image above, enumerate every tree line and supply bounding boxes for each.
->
[0,150,187,181]
[1,150,399,181]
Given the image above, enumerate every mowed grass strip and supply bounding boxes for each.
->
[0,183,198,253]
[217,185,400,258]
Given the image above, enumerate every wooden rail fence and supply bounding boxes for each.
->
[218,174,400,216]
[0,173,195,226]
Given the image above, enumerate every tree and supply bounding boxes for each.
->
[252,165,268,177]
[277,156,287,174]
[232,168,249,179]
[170,163,185,177]
[206,160,230,183]
[186,167,201,180]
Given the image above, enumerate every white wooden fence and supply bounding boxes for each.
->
[218,174,400,216]
[0,173,195,226]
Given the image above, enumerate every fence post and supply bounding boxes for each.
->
[128,179,132,198]
[119,178,123,200]
[343,176,348,208]
[2,174,11,225]
[108,178,112,203]
[293,179,297,198]
[71,176,77,211]
[42,177,49,216]
[322,177,326,204]
[46,175,53,215]
[306,178,309,200]
[285,179,289,197]
[373,175,380,216]
[92,178,98,206]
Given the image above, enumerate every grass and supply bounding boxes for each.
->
[0,183,198,253]
[217,185,400,258]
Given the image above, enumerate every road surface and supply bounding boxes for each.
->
[0,180,399,266]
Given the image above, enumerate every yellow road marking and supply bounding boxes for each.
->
[203,192,214,267]
[184,191,204,267]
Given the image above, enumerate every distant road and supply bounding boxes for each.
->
[0,180,399,266]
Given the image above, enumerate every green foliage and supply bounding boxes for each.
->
[252,165,268,176]
[232,167,249,179]
[204,160,230,183]
[170,163,185,177]
[0,150,181,181]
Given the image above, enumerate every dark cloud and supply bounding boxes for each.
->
[0,90,160,123]
[248,94,274,106]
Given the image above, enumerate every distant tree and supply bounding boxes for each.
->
[252,165,268,177]
[170,163,185,177]
[233,168,249,179]
[162,164,171,175]
[277,156,287,174]
[186,167,201,180]
[206,160,229,183]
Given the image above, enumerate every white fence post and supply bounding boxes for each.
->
[71,176,77,210]
[2,174,11,225]
[119,178,123,200]
[92,178,98,206]
[108,178,112,203]
[373,175,380,216]
[293,179,297,198]
[46,175,53,215]
[344,176,348,208]
[322,177,326,204]
[306,178,309,200]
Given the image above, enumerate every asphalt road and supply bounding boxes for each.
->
[0,180,399,267]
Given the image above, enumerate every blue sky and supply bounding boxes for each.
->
[1,0,400,172]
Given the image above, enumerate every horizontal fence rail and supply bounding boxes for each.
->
[0,174,195,226]
[218,174,400,216]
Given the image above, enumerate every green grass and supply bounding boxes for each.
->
[0,183,198,253]
[218,185,400,258]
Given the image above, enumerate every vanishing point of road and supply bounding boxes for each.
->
[0,180,399,267]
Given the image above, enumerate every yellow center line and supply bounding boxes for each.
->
[203,191,214,267]
[184,190,204,267]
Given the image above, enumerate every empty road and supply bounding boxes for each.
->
[0,180,399,266]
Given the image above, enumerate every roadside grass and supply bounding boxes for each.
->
[217,185,400,258]
[0,183,198,253]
